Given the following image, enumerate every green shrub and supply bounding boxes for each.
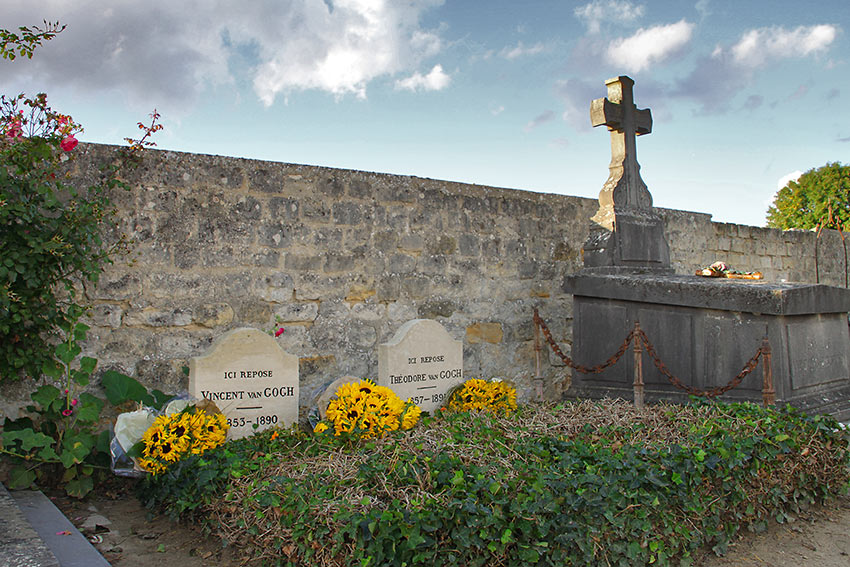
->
[136,400,850,567]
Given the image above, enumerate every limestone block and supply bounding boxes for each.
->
[258,272,295,302]
[346,283,377,303]
[417,299,458,318]
[125,306,193,327]
[89,304,124,328]
[388,253,417,274]
[332,202,362,225]
[268,197,300,220]
[346,320,378,350]
[466,322,504,344]
[387,301,417,321]
[351,302,386,321]
[429,235,457,255]
[398,233,425,253]
[93,272,142,300]
[227,298,269,325]
[258,222,296,248]
[373,231,399,252]
[285,254,323,271]
[193,303,235,328]
[274,302,319,322]
[348,176,374,199]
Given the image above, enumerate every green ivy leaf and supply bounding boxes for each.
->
[101,370,153,405]
[8,466,36,489]
[3,429,54,451]
[55,341,81,365]
[79,356,97,374]
[30,384,60,409]
[74,394,103,423]
[150,389,175,411]
[65,475,94,499]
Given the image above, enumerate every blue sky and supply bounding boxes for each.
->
[2,0,847,227]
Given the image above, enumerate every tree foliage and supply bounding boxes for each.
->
[766,162,850,230]
[0,23,132,381]
[0,93,128,380]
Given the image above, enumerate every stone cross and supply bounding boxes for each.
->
[590,75,653,222]
[581,75,671,272]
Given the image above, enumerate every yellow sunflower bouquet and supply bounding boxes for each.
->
[314,379,421,440]
[138,407,229,475]
[445,378,517,415]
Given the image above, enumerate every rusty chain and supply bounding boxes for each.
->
[635,328,764,398]
[533,309,635,374]
[534,309,766,398]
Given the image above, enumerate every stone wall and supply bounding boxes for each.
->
[4,143,845,418]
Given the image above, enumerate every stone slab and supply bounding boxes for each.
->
[378,319,463,414]
[564,273,850,315]
[0,483,59,567]
[189,327,299,439]
[565,274,850,420]
[9,488,110,567]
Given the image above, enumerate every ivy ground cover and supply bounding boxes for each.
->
[137,399,849,567]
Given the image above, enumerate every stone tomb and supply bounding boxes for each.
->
[563,75,850,420]
[564,274,850,419]
[379,319,464,414]
[189,328,299,439]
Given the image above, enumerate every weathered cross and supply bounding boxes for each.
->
[590,75,653,213]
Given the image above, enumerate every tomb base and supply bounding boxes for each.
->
[562,274,850,420]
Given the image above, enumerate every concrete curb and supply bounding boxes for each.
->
[0,482,59,567]
[1,483,110,567]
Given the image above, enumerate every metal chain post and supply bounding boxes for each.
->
[632,321,644,409]
[761,336,775,406]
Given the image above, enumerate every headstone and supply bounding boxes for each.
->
[582,75,671,273]
[378,319,463,414]
[189,328,299,439]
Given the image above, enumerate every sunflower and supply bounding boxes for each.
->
[139,406,230,475]
[446,379,517,415]
[315,379,421,440]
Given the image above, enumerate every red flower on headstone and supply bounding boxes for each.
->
[275,327,284,337]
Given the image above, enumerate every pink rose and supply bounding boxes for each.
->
[60,134,78,152]
[5,119,22,139]
[61,409,73,417]
[71,398,78,406]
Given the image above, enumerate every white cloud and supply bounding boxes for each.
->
[395,64,450,92]
[675,23,840,113]
[777,170,803,190]
[575,0,644,34]
[606,19,694,72]
[250,0,447,103]
[555,78,599,130]
[729,25,838,68]
[0,0,447,108]
[500,41,545,60]
[524,110,555,132]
